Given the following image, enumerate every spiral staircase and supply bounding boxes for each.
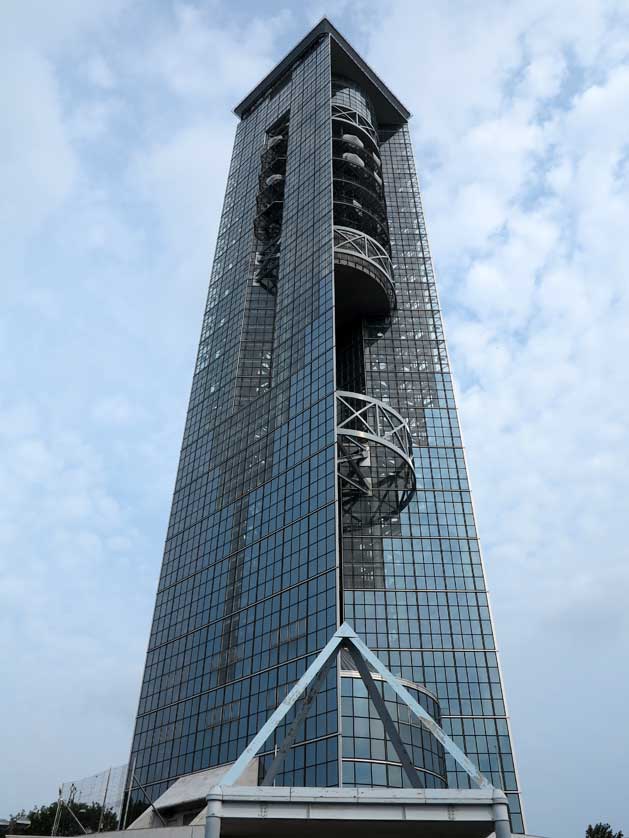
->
[332,79,416,532]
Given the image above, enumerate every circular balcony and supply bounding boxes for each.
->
[333,134,382,173]
[334,226,396,324]
[333,145,385,199]
[333,156,385,209]
[261,135,287,167]
[335,205,389,252]
[332,103,379,150]
[336,390,416,531]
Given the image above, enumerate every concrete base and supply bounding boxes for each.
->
[205,786,513,838]
[128,761,259,829]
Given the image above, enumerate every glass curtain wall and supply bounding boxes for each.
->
[127,22,524,834]
[128,34,339,811]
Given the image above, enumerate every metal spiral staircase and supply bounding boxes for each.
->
[332,80,416,532]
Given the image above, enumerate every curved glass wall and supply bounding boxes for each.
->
[332,76,377,127]
[340,671,447,788]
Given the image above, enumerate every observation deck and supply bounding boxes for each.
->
[336,391,416,530]
[334,226,396,323]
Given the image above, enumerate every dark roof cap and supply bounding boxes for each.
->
[234,17,410,123]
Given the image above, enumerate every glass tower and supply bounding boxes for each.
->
[128,19,525,833]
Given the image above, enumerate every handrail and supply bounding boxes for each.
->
[336,390,413,468]
[331,104,378,145]
[334,226,393,281]
[335,390,417,529]
[334,203,390,249]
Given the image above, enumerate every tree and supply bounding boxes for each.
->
[586,824,624,838]
[10,800,118,836]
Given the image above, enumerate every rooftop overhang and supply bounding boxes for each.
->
[234,18,410,124]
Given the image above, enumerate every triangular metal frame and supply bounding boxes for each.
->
[219,622,493,790]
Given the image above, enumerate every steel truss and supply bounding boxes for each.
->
[253,116,289,294]
[333,154,385,204]
[217,622,492,791]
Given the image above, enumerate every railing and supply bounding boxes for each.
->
[334,225,396,314]
[332,104,378,146]
[334,226,393,286]
[333,203,391,254]
[337,390,412,457]
[336,391,416,529]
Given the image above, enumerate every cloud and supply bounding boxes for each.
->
[85,54,116,90]
[143,4,292,103]
[0,48,78,252]
[132,120,234,256]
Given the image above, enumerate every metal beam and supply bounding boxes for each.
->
[131,770,167,827]
[216,621,492,794]
[219,629,345,787]
[261,653,336,786]
[348,629,492,789]
[344,643,424,789]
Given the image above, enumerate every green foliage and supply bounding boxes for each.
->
[586,824,624,838]
[11,800,118,836]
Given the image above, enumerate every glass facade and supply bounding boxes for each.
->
[128,21,524,834]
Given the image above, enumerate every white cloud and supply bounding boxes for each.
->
[0,48,78,250]
[142,4,292,103]
[132,120,234,254]
[85,54,116,90]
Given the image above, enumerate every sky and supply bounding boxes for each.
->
[1,1,629,835]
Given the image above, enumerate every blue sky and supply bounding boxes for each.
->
[2,2,629,836]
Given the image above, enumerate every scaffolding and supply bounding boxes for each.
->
[52,764,128,835]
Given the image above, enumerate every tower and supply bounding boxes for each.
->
[128,19,524,834]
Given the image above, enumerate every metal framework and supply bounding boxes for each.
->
[336,390,416,529]
[217,622,492,791]
[333,201,389,251]
[332,103,378,146]
[333,170,387,227]
[333,155,385,203]
[332,101,391,256]
[253,115,289,294]
[334,226,394,289]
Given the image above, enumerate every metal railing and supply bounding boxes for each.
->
[332,104,378,146]
[337,390,412,457]
[336,391,416,529]
[334,225,394,286]
[334,224,397,320]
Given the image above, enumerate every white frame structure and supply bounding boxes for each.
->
[205,623,514,838]
[219,622,492,790]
